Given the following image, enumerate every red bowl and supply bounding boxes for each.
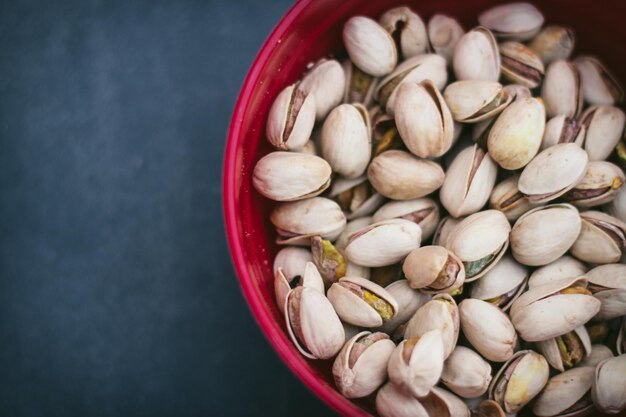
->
[223,1,626,416]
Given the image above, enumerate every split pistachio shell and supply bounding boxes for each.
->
[440,145,498,218]
[541,60,583,118]
[487,97,545,170]
[541,115,586,150]
[253,152,331,201]
[285,286,345,359]
[581,344,614,367]
[518,143,588,204]
[510,204,582,266]
[443,80,511,123]
[608,182,626,224]
[273,247,313,282]
[379,7,428,59]
[433,215,462,248]
[394,80,454,158]
[581,105,626,161]
[430,387,470,417]
[459,298,517,362]
[334,216,372,251]
[378,279,430,334]
[469,255,528,311]
[529,26,575,64]
[345,219,422,267]
[321,103,371,179]
[587,263,626,320]
[533,366,595,417]
[562,161,625,207]
[575,56,624,105]
[403,246,465,294]
[445,210,511,281]
[330,176,385,220]
[388,329,444,397]
[332,331,396,398]
[274,262,325,314]
[328,276,399,327]
[342,60,379,107]
[310,236,346,286]
[367,150,445,200]
[478,3,544,41]
[266,84,316,151]
[510,277,601,342]
[571,211,626,264]
[270,197,346,245]
[299,59,346,121]
[592,355,626,414]
[405,294,459,359]
[472,400,506,417]
[489,175,535,222]
[372,198,439,241]
[499,41,544,88]
[441,346,492,398]
[535,326,591,372]
[343,16,397,77]
[503,83,532,100]
[528,256,588,288]
[428,14,465,65]
[453,27,500,81]
[489,350,549,414]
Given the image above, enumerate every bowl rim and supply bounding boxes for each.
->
[222,1,369,416]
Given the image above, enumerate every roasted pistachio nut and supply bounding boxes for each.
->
[273,246,313,282]
[270,197,346,245]
[343,16,397,77]
[487,97,545,170]
[470,255,528,311]
[394,80,454,158]
[252,152,331,202]
[459,298,517,362]
[510,204,581,266]
[540,115,585,151]
[367,150,445,200]
[310,236,346,287]
[285,286,345,359]
[489,175,535,222]
[536,326,591,372]
[344,218,422,267]
[299,59,346,121]
[571,211,626,264]
[499,41,545,88]
[388,329,445,398]
[377,279,430,334]
[405,294,460,359]
[518,143,588,204]
[489,350,549,414]
[581,344,614,367]
[332,331,395,398]
[586,263,626,320]
[562,161,625,208]
[529,26,575,65]
[443,80,511,123]
[327,276,399,327]
[433,215,462,248]
[321,103,371,179]
[445,210,511,281]
[528,256,588,288]
[379,7,428,59]
[510,277,601,342]
[581,105,626,161]
[403,246,465,294]
[274,262,325,314]
[592,355,626,414]
[428,14,465,65]
[533,366,595,417]
[334,216,372,251]
[372,198,439,241]
[575,56,624,105]
[266,83,316,151]
[342,60,379,107]
[453,27,501,81]
[541,60,583,118]
[440,145,498,218]
[441,346,492,398]
[478,2,544,41]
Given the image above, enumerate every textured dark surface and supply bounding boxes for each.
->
[0,1,336,416]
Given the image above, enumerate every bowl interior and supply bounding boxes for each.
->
[223,1,626,416]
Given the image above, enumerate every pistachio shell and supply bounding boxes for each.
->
[541,60,583,118]
[430,387,471,417]
[528,256,588,288]
[428,14,465,65]
[299,59,346,121]
[453,27,500,81]
[570,211,626,264]
[334,216,372,251]
[533,367,595,417]
[489,175,535,222]
[581,344,614,367]
[529,26,575,64]
[443,80,511,123]
[433,215,462,248]
[441,346,492,398]
[342,60,379,106]
[372,198,439,241]
[377,279,431,334]
[587,263,626,320]
[535,326,591,372]
[592,355,626,414]
[403,246,465,294]
[499,41,545,88]
[472,400,506,417]
[376,382,429,417]
[581,105,626,161]
[540,115,586,150]
[562,161,625,208]
[469,255,528,311]
[274,262,325,314]
[273,247,313,281]
[343,16,397,77]
[608,182,626,224]
[379,7,428,59]
[478,2,544,41]
[405,294,459,359]
[330,176,385,220]
[575,56,624,105]
[266,84,316,150]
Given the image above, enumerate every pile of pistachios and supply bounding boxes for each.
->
[252,2,626,416]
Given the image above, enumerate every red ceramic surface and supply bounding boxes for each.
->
[223,1,626,416]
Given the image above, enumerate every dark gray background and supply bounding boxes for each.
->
[0,1,337,416]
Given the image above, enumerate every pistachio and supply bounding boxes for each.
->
[253,152,331,201]
[334,216,372,251]
[472,400,506,417]
[443,80,512,123]
[529,26,575,65]
[441,346,492,399]
[403,246,465,294]
[379,7,428,59]
[274,262,325,314]
[581,105,626,161]
[533,367,595,417]
[266,83,316,151]
[499,41,545,88]
[428,14,465,65]
[430,387,471,417]
[528,256,588,288]
[592,355,626,414]
[343,16,397,77]
[405,294,460,359]
[433,215,463,248]
[329,176,385,220]
[536,326,592,372]
[453,27,500,81]
[586,263,626,320]
[570,211,626,264]
[489,175,535,222]
[575,56,624,105]
[299,59,346,121]
[332,331,396,398]
[581,344,614,367]
[562,161,625,208]
[377,279,430,335]
[372,198,440,241]
[328,276,399,327]
[376,382,429,417]
[470,255,529,311]
[342,60,379,107]
[478,2,544,41]
[310,236,346,287]
[370,108,404,155]
[273,246,313,283]
[540,115,586,150]
[541,60,583,118]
